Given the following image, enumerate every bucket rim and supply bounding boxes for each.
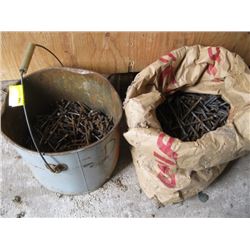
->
[1,66,123,156]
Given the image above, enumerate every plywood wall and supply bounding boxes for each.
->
[1,32,249,80]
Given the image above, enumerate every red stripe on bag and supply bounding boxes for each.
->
[159,66,171,86]
[167,52,176,61]
[207,64,217,76]
[154,151,175,165]
[162,66,173,78]
[207,47,220,76]
[154,133,178,188]
[157,133,178,160]
[159,66,176,89]
[208,47,220,62]
[157,163,171,174]
[157,172,176,188]
[159,52,176,64]
[159,57,169,63]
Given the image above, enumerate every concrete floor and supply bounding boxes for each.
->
[1,123,250,218]
[0,81,250,218]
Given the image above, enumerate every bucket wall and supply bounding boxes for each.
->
[1,67,122,194]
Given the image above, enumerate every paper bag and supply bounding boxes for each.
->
[124,45,250,204]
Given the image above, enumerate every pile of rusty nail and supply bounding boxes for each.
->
[156,92,230,141]
[27,99,114,152]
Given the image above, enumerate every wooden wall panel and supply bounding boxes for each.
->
[0,32,249,80]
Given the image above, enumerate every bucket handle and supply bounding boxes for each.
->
[19,43,66,173]
[19,43,64,73]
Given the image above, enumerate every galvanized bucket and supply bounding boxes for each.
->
[1,65,122,194]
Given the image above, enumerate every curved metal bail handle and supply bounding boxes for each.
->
[19,43,64,74]
[19,43,65,173]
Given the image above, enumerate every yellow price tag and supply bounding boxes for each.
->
[9,84,25,107]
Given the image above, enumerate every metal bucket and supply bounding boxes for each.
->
[1,67,122,194]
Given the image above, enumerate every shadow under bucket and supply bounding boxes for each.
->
[1,67,123,194]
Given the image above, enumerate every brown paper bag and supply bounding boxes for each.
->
[124,45,250,205]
